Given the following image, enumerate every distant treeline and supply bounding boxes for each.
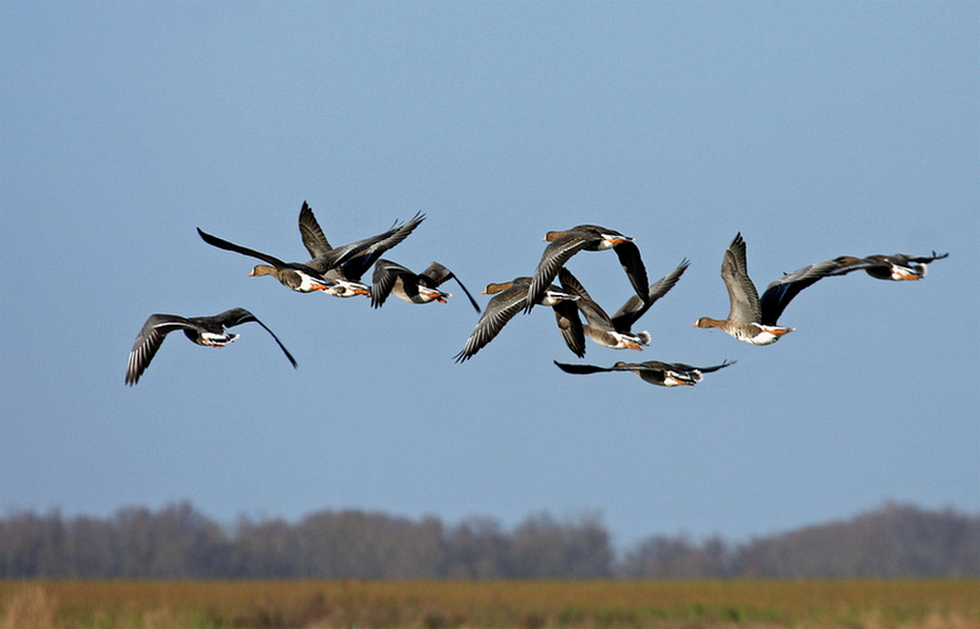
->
[1,502,976,579]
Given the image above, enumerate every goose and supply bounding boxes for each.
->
[525,224,649,314]
[197,227,335,293]
[553,359,734,387]
[454,277,585,362]
[557,259,689,351]
[831,251,948,281]
[126,308,296,385]
[370,259,481,312]
[693,233,869,345]
[197,201,424,297]
[298,202,425,297]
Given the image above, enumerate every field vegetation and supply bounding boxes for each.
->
[2,579,978,629]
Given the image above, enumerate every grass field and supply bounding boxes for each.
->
[1,579,978,629]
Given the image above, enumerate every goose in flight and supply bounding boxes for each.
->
[370,259,481,312]
[126,308,296,385]
[525,224,649,314]
[553,359,734,387]
[454,277,584,362]
[694,233,871,345]
[558,260,689,351]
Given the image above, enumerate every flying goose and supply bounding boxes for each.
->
[553,359,734,387]
[454,277,584,362]
[126,308,296,385]
[558,259,689,351]
[370,259,481,312]
[525,224,650,314]
[694,233,871,345]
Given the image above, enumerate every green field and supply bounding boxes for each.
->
[2,579,978,629]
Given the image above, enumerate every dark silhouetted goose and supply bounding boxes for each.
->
[126,308,296,386]
[370,259,481,312]
[558,260,689,351]
[694,233,870,345]
[298,202,425,297]
[831,251,948,281]
[454,277,584,362]
[554,359,734,387]
[525,224,649,314]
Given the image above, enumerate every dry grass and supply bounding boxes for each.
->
[0,579,977,629]
[0,586,55,629]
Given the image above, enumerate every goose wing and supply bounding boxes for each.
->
[759,257,861,325]
[126,314,200,386]
[420,262,482,313]
[209,308,297,369]
[721,233,762,324]
[612,240,650,304]
[370,259,414,308]
[905,251,949,264]
[553,360,616,375]
[525,232,592,313]
[197,227,321,275]
[610,259,689,332]
[557,268,613,332]
[309,211,425,276]
[552,299,586,358]
[455,282,528,362]
[298,201,332,259]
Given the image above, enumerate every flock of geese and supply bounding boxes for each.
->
[126,201,947,387]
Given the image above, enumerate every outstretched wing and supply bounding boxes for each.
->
[370,259,413,309]
[126,314,198,386]
[611,259,689,332]
[197,228,291,269]
[759,257,864,325]
[455,284,527,362]
[613,240,650,304]
[212,308,297,369]
[558,268,613,332]
[420,262,481,313]
[298,201,332,259]
[553,360,615,375]
[720,233,762,324]
[525,233,591,313]
[552,300,586,358]
[309,211,426,276]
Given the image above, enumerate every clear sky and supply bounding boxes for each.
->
[1,2,977,549]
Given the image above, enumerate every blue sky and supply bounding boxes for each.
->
[1,2,977,548]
